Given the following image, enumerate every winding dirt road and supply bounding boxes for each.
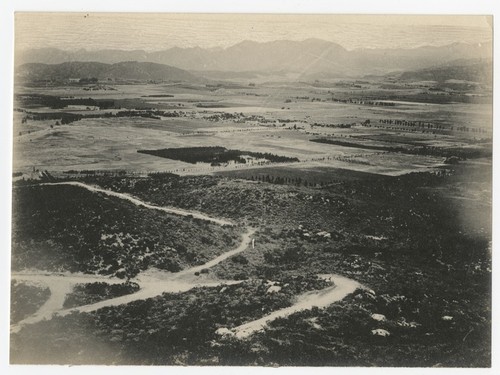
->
[11,272,126,332]
[232,274,361,339]
[12,183,361,339]
[11,228,255,333]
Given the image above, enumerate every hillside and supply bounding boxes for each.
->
[395,60,492,84]
[16,61,201,82]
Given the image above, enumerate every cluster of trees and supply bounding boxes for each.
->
[23,112,82,125]
[112,110,164,120]
[77,77,98,84]
[82,85,117,91]
[147,171,180,179]
[16,94,114,109]
[204,112,243,122]
[22,108,186,125]
[312,122,353,129]
[234,114,268,124]
[141,94,174,98]
[138,146,299,165]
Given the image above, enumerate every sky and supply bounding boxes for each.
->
[15,13,492,52]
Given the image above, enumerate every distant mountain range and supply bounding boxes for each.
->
[17,38,492,78]
[16,61,200,82]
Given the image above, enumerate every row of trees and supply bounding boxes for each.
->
[310,138,491,159]
[375,118,490,134]
[247,174,331,187]
[329,97,396,106]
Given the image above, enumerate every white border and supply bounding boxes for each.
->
[2,0,499,14]
[1,1,498,375]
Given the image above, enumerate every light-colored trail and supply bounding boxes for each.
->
[61,279,243,316]
[174,228,255,280]
[232,274,361,339]
[11,228,255,333]
[59,227,255,314]
[39,181,234,226]
[11,272,127,333]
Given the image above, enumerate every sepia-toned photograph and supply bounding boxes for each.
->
[8,11,493,367]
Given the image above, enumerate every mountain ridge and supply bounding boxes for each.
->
[15,61,201,82]
[16,39,492,78]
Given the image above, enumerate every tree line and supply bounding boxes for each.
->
[22,109,185,125]
[311,138,491,159]
[373,118,490,134]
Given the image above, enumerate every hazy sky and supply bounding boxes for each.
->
[15,13,492,51]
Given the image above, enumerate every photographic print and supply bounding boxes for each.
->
[10,13,492,366]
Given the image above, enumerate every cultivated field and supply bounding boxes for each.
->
[14,79,491,178]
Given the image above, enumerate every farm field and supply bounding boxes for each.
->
[13,78,491,178]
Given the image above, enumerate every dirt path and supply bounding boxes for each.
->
[173,228,255,281]
[11,228,254,333]
[58,227,255,314]
[10,272,127,333]
[232,274,361,339]
[40,181,234,226]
